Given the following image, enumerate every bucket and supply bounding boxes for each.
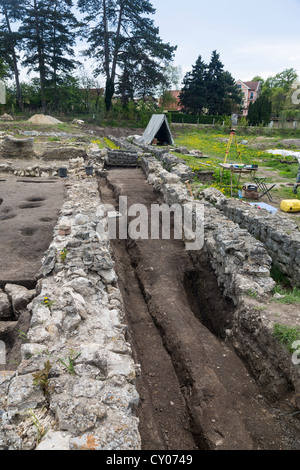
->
[58,167,68,178]
[85,166,94,176]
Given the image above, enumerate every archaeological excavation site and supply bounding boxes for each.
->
[0,121,300,451]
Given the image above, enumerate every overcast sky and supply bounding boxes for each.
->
[19,0,300,87]
[150,0,300,84]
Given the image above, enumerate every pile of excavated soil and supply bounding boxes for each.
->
[27,114,63,125]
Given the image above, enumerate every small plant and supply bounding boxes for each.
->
[245,288,257,298]
[17,329,28,342]
[273,323,300,353]
[58,350,81,375]
[32,360,52,395]
[26,410,46,445]
[41,296,56,312]
[60,248,68,263]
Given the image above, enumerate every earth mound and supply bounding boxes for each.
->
[27,114,63,125]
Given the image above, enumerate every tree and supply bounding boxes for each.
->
[78,0,176,111]
[19,0,79,112]
[0,0,25,110]
[179,55,207,114]
[258,68,299,117]
[205,50,225,115]
[248,95,272,126]
[179,51,241,116]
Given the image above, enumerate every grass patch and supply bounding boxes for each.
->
[273,323,300,353]
[272,285,300,304]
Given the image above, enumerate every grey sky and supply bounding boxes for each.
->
[150,0,300,84]
[19,0,300,87]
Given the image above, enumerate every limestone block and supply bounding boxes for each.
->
[4,284,35,319]
[0,289,12,320]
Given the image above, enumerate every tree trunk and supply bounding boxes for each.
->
[4,9,24,111]
[33,0,47,113]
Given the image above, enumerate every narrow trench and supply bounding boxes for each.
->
[98,167,298,451]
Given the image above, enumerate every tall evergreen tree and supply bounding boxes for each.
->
[179,55,207,114]
[205,50,226,115]
[78,0,176,111]
[248,95,272,126]
[20,0,79,112]
[179,51,241,116]
[0,0,25,110]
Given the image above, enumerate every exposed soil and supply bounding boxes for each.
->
[0,176,65,287]
[98,167,300,450]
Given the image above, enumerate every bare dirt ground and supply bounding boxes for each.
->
[0,175,65,287]
[98,167,300,450]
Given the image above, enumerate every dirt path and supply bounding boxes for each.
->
[98,167,299,450]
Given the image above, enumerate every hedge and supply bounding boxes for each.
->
[169,113,228,125]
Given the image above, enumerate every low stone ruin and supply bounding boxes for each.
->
[42,147,88,161]
[202,187,300,287]
[105,149,140,167]
[0,136,36,160]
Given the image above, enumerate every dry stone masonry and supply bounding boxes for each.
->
[105,149,140,167]
[201,188,300,288]
[0,136,36,160]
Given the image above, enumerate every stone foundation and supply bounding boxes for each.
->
[201,187,300,287]
[0,136,35,160]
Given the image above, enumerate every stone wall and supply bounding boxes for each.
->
[105,149,140,167]
[201,187,300,287]
[0,136,35,160]
[110,136,194,182]
[0,173,140,450]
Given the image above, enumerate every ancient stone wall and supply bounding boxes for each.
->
[105,149,140,167]
[0,136,35,160]
[201,187,300,287]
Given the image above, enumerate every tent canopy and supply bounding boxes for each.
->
[139,114,174,146]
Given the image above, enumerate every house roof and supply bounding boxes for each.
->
[244,81,261,91]
[237,80,261,91]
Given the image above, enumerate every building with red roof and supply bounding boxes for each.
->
[236,80,262,117]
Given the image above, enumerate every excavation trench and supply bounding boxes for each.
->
[98,167,298,451]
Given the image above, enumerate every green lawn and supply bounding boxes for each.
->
[172,127,300,204]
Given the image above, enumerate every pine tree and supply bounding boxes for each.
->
[179,51,240,116]
[205,50,225,115]
[20,0,79,112]
[0,0,25,110]
[179,55,207,114]
[78,0,176,111]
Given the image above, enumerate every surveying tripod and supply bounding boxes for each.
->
[224,128,241,164]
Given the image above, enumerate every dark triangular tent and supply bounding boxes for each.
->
[139,114,174,146]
